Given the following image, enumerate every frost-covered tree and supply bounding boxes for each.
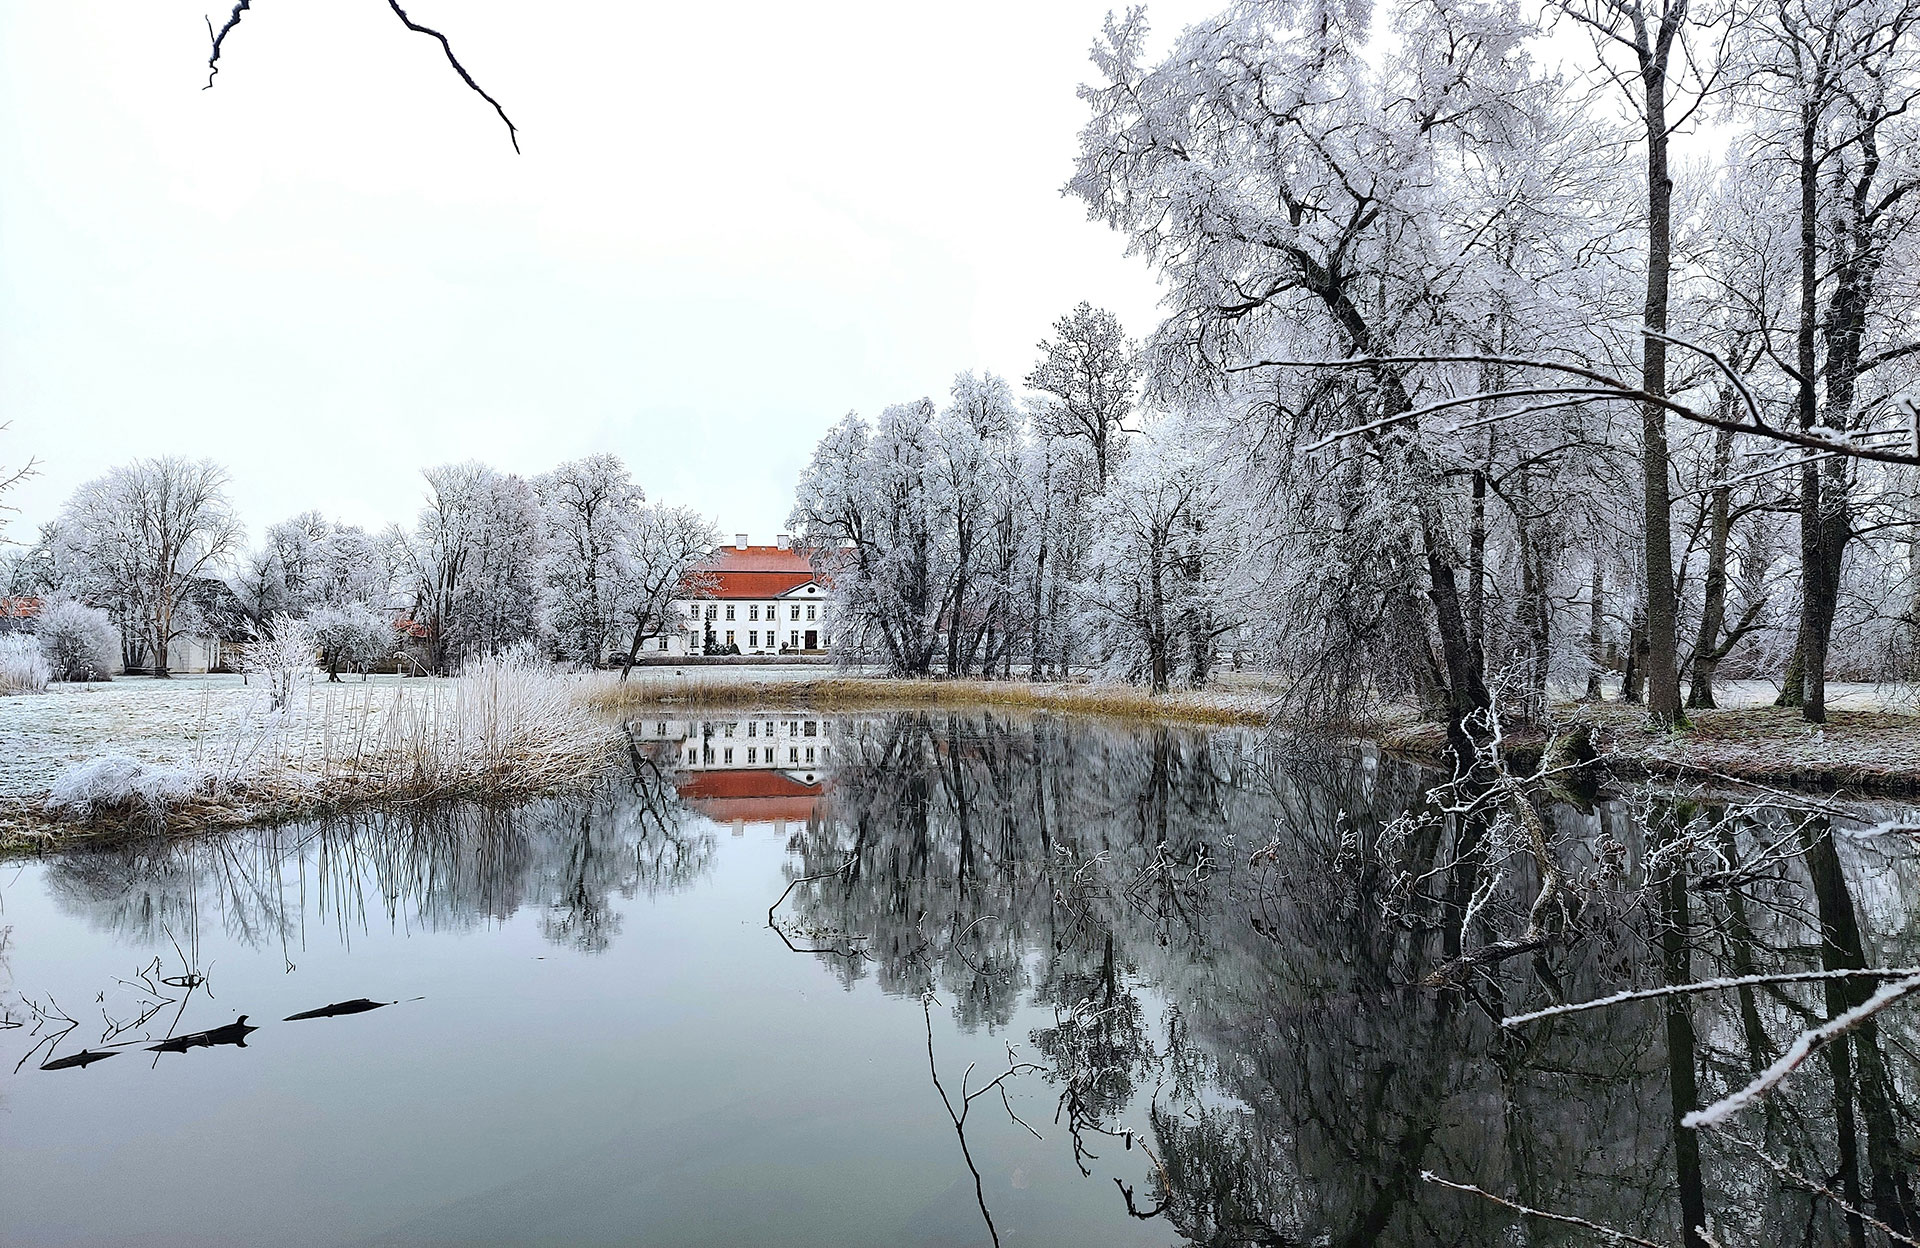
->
[0,421,36,546]
[56,457,242,677]
[1069,0,1585,753]
[388,463,546,673]
[233,513,391,636]
[612,503,721,677]
[1026,303,1140,488]
[1724,0,1920,720]
[1078,417,1248,691]
[306,603,395,681]
[792,404,946,675]
[537,454,644,667]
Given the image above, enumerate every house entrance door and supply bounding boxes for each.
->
[805,630,818,650]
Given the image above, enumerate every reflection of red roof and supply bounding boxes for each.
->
[679,769,823,823]
[687,545,825,601]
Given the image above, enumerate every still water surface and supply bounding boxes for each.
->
[2,711,1917,1246]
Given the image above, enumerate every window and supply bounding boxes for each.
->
[687,749,696,764]
[688,603,699,618]
[725,605,735,621]
[790,630,799,647]
[749,605,759,621]
[747,748,757,764]
[747,721,757,737]
[803,721,817,737]
[806,605,816,621]
[705,605,717,621]
[723,723,734,737]
[748,630,758,647]
[790,605,801,620]
[723,748,733,765]
[805,747,815,764]
[656,722,667,736]
[657,637,669,651]
[725,630,735,646]
[763,720,774,737]
[789,747,799,763]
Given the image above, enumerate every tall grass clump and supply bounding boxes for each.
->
[0,633,52,695]
[337,647,616,798]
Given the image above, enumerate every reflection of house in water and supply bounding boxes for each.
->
[635,717,831,836]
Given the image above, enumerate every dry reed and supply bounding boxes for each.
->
[578,671,1275,728]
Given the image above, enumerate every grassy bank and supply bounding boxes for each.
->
[579,671,1279,728]
[4,656,621,849]
[1380,701,1920,793]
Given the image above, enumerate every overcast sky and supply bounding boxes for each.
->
[0,0,1215,548]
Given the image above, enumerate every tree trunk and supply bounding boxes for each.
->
[1585,556,1605,701]
[1686,427,1734,709]
[1639,78,1683,727]
[1623,614,1647,704]
[1468,465,1487,655]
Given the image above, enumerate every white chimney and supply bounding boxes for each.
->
[735,533,748,550]
[776,533,791,550]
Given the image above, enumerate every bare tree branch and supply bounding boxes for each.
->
[385,1,520,154]
[203,0,520,153]
[203,1,251,89]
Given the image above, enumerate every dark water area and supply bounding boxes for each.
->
[3,712,1918,1247]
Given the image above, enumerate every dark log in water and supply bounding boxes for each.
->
[39,1048,121,1071]
[284,998,392,1022]
[147,1016,257,1054]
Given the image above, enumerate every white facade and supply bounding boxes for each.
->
[659,582,831,656]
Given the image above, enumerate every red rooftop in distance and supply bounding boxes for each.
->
[690,537,820,600]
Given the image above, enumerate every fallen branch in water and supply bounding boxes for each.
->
[1715,1132,1920,1247]
[1421,1171,1666,1246]
[924,994,1042,1248]
[766,854,864,957]
[1683,970,1920,1128]
[1502,967,1920,1029]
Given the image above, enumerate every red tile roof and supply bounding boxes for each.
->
[689,545,823,600]
[0,596,42,620]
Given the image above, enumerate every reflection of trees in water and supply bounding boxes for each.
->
[41,746,713,957]
[788,711,1920,1247]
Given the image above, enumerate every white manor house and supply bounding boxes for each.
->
[656,534,831,657]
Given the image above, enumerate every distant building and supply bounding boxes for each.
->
[0,589,246,675]
[657,533,832,657]
[0,596,41,632]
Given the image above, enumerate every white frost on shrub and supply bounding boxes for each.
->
[46,753,209,820]
[0,633,52,695]
[34,598,117,683]
[244,614,318,712]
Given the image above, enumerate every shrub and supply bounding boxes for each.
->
[46,753,209,820]
[245,614,318,712]
[35,599,117,682]
[0,633,51,695]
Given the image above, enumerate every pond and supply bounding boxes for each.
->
[2,711,1917,1246]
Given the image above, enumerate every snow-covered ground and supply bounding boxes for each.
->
[0,675,452,804]
[1576,678,1912,712]
[0,666,860,808]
